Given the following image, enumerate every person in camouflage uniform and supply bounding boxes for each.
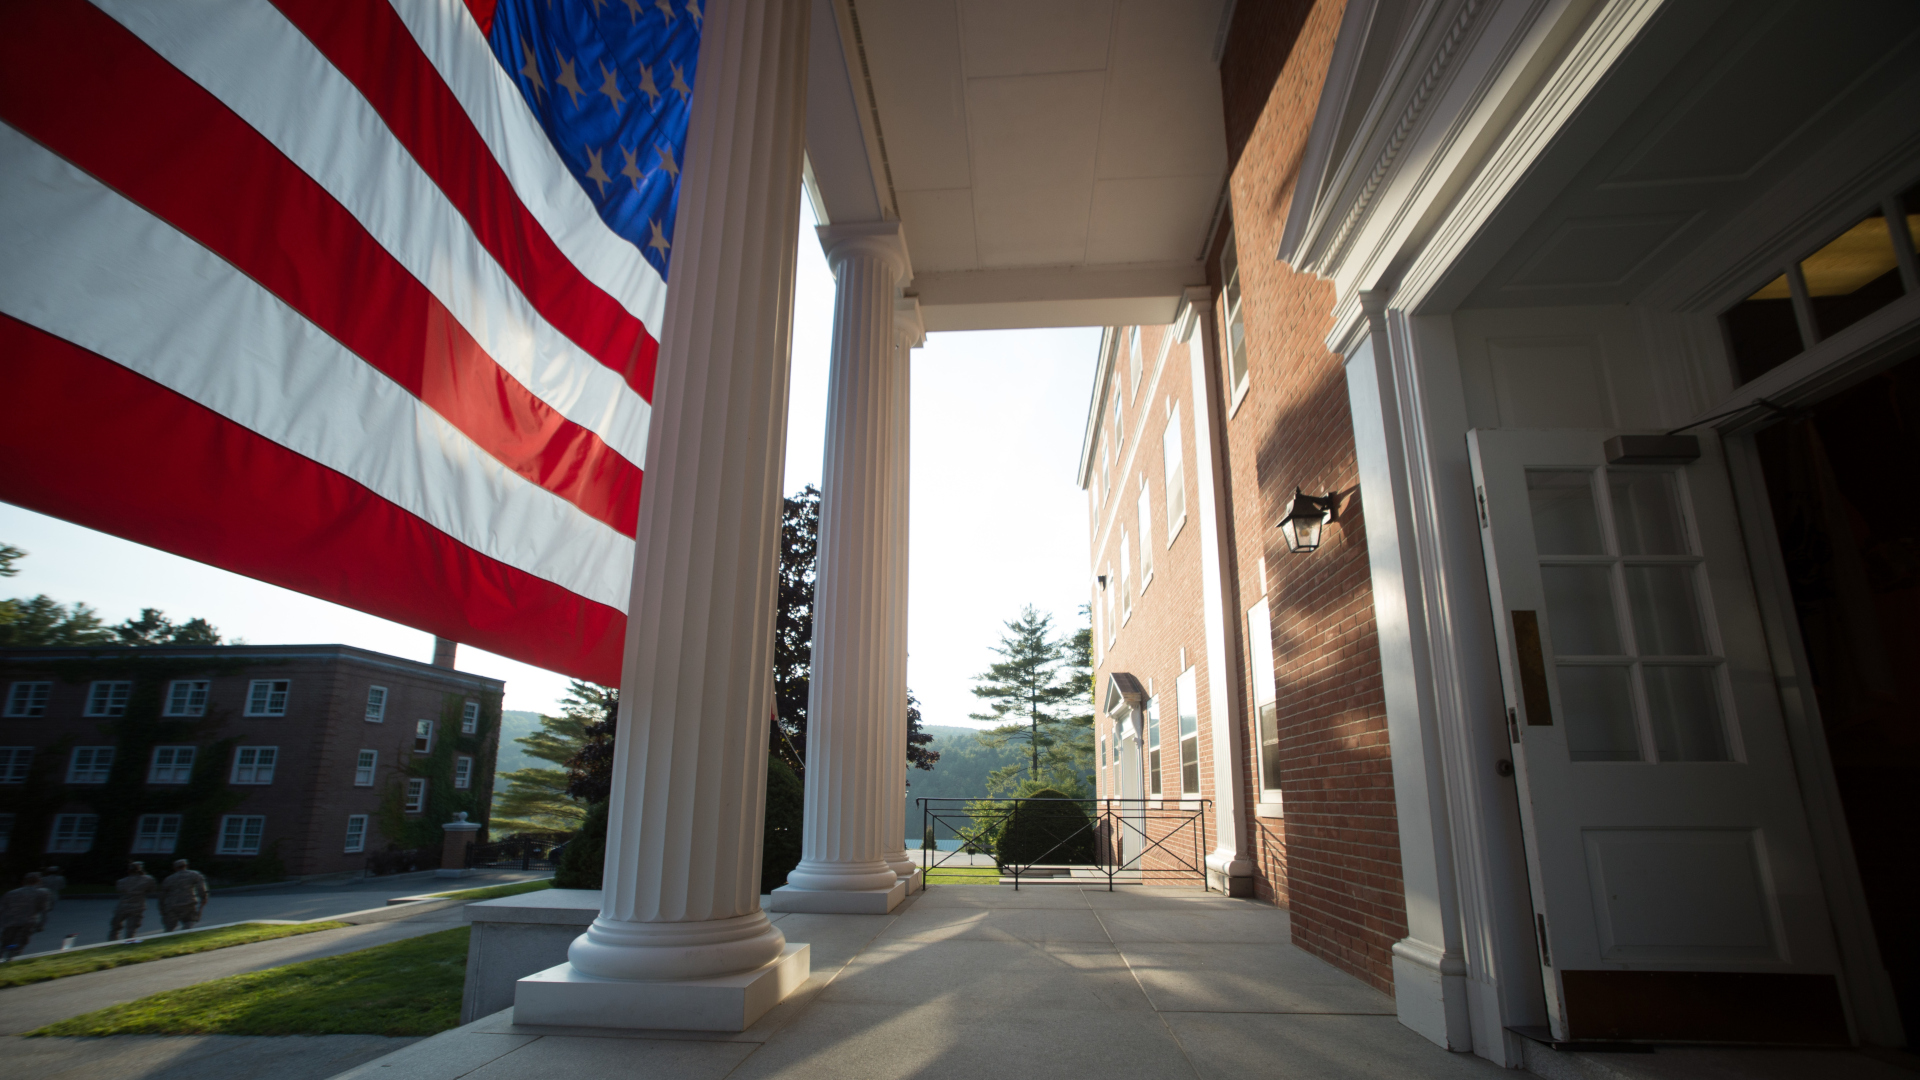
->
[109,861,157,941]
[160,859,209,932]
[1,872,53,961]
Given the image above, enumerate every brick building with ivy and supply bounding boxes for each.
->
[0,643,502,883]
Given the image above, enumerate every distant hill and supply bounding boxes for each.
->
[496,709,546,781]
[900,724,1026,841]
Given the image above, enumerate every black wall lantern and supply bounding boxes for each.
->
[1277,488,1338,553]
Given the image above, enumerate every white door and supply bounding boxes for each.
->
[1117,731,1143,868]
[1470,428,1846,1042]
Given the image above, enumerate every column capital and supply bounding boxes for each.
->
[817,220,912,283]
[894,296,924,350]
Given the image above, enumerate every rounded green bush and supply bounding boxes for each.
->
[995,788,1095,867]
[553,799,607,889]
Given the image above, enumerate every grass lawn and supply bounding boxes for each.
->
[924,866,1001,884]
[30,926,471,1038]
[0,922,350,989]
[424,877,553,902]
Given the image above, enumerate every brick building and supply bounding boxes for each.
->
[0,644,502,881]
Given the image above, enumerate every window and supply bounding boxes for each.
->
[1101,440,1114,508]
[404,777,428,813]
[1163,403,1186,539]
[4,681,50,717]
[1128,326,1143,398]
[0,813,12,852]
[414,719,434,754]
[1146,697,1163,798]
[217,814,265,855]
[454,755,473,789]
[1220,232,1249,406]
[148,745,196,784]
[50,813,99,853]
[1176,668,1200,796]
[132,813,182,854]
[1247,602,1282,801]
[231,746,278,784]
[85,680,131,717]
[1112,385,1125,458]
[68,746,114,783]
[1119,530,1134,621]
[344,814,368,854]
[365,686,387,723]
[1099,737,1107,774]
[163,680,209,717]
[245,679,290,716]
[1103,565,1117,647]
[461,701,480,734]
[0,747,30,783]
[354,749,378,786]
[1137,479,1154,588]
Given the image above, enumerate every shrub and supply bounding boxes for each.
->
[553,799,607,889]
[995,788,1094,868]
[760,756,803,890]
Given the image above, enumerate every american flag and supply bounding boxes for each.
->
[0,0,702,683]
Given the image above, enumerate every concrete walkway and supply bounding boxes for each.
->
[6,1034,421,1080]
[328,885,1510,1080]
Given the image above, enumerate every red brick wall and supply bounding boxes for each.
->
[1215,0,1409,997]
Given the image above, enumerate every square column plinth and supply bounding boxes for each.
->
[902,867,924,893]
[513,944,809,1032]
[766,878,905,914]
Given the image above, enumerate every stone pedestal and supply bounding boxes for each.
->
[769,223,911,917]
[436,812,481,878]
[514,0,813,1026]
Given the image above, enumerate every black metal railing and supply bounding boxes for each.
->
[916,797,1212,891]
[466,836,557,871]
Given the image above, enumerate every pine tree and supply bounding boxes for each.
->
[970,605,1081,788]
[492,681,615,836]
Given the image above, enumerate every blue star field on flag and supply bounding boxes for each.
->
[487,0,701,281]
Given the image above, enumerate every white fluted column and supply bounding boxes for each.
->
[514,0,811,1032]
[881,299,922,885]
[769,222,910,914]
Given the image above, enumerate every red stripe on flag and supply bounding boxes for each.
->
[463,0,500,36]
[0,0,640,537]
[0,316,626,686]
[273,0,660,402]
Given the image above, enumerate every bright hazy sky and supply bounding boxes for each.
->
[0,198,1097,726]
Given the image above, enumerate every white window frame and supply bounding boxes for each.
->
[404,777,428,814]
[231,746,278,785]
[132,813,183,854]
[0,746,31,784]
[217,814,265,856]
[1112,384,1125,458]
[84,680,131,717]
[1128,325,1143,398]
[354,749,378,787]
[413,719,434,754]
[1220,232,1249,414]
[1176,668,1201,798]
[365,685,387,723]
[1119,530,1134,623]
[49,813,98,853]
[461,701,480,734]
[1146,697,1163,798]
[163,679,210,717]
[344,814,368,854]
[1137,477,1155,590]
[1247,600,1284,807]
[67,745,114,784]
[4,681,50,717]
[245,679,290,717]
[148,745,197,784]
[1104,565,1117,648]
[454,755,473,789]
[1163,402,1187,542]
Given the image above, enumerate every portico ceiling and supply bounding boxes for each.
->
[805,0,1231,331]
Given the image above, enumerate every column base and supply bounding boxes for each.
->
[765,878,905,914]
[900,866,923,893]
[513,943,810,1032]
[1391,937,1472,1050]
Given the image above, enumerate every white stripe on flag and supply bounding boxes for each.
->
[392,0,672,332]
[0,124,634,613]
[90,0,652,469]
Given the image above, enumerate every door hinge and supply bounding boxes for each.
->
[1506,707,1520,744]
[1476,485,1489,529]
[1536,913,1552,967]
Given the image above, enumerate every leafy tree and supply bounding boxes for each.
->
[772,486,820,772]
[491,681,614,836]
[970,605,1081,784]
[112,608,223,646]
[561,681,620,804]
[907,690,939,771]
[0,593,114,646]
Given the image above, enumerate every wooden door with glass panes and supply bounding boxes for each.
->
[1469,428,1846,1043]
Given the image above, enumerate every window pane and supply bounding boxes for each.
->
[1624,565,1708,655]
[1257,701,1282,794]
[1720,273,1804,385]
[1644,665,1729,762]
[1527,470,1603,554]
[1609,471,1689,555]
[1803,213,1906,340]
[1148,747,1162,796]
[1556,665,1640,761]
[1181,736,1200,794]
[1540,565,1621,655]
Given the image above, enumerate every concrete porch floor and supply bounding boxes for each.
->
[329,885,1918,1080]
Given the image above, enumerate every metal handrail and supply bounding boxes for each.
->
[915,797,1213,891]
